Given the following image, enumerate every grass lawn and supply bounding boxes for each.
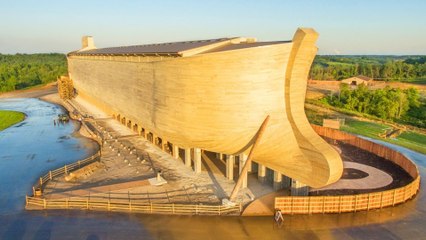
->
[305,94,426,155]
[0,110,25,131]
[388,131,426,154]
[305,108,330,125]
[340,119,426,155]
[340,119,390,139]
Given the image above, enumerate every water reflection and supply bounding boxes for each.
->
[0,98,425,239]
[0,98,98,214]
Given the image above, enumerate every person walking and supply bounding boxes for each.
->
[274,209,284,223]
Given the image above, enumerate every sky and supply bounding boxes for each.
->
[0,0,425,55]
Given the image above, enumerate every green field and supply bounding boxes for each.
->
[402,78,426,85]
[0,110,25,131]
[306,106,426,154]
[390,131,426,154]
[341,119,426,154]
[340,119,390,139]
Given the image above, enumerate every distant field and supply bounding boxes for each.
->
[402,78,426,85]
[310,55,426,81]
[0,110,25,131]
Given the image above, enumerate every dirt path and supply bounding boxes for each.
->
[0,83,57,99]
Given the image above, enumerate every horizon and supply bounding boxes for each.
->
[1,0,425,55]
[2,52,426,57]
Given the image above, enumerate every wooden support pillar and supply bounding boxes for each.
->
[226,155,235,181]
[154,136,158,145]
[161,139,166,151]
[194,148,201,174]
[229,115,270,201]
[282,175,291,188]
[184,148,191,167]
[273,171,283,190]
[172,144,179,159]
[291,179,309,196]
[239,154,248,188]
[152,133,157,145]
[258,164,266,183]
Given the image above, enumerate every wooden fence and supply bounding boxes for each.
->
[26,196,241,215]
[30,99,105,196]
[311,125,419,179]
[26,104,241,216]
[276,177,419,214]
[32,151,101,196]
[275,125,420,214]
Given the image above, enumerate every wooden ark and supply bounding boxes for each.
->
[67,28,343,188]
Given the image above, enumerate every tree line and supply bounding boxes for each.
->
[0,53,67,92]
[309,55,426,81]
[323,84,425,128]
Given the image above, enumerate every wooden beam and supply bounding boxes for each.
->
[229,115,270,201]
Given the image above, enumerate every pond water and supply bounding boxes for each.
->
[0,98,425,239]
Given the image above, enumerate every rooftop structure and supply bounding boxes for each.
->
[68,37,288,57]
[341,75,373,85]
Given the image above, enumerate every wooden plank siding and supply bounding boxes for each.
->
[67,28,343,188]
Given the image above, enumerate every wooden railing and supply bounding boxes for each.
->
[31,151,101,196]
[275,125,421,214]
[26,100,242,216]
[30,98,104,196]
[26,196,241,216]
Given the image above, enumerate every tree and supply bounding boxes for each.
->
[0,53,67,93]
[309,55,426,81]
[404,88,420,108]
[326,84,420,123]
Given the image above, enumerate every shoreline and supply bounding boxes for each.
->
[1,87,102,161]
[0,82,57,99]
[39,93,101,152]
[0,109,26,131]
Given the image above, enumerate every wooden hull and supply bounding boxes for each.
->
[67,28,343,188]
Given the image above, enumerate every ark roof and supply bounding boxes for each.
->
[203,41,290,53]
[68,37,291,57]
